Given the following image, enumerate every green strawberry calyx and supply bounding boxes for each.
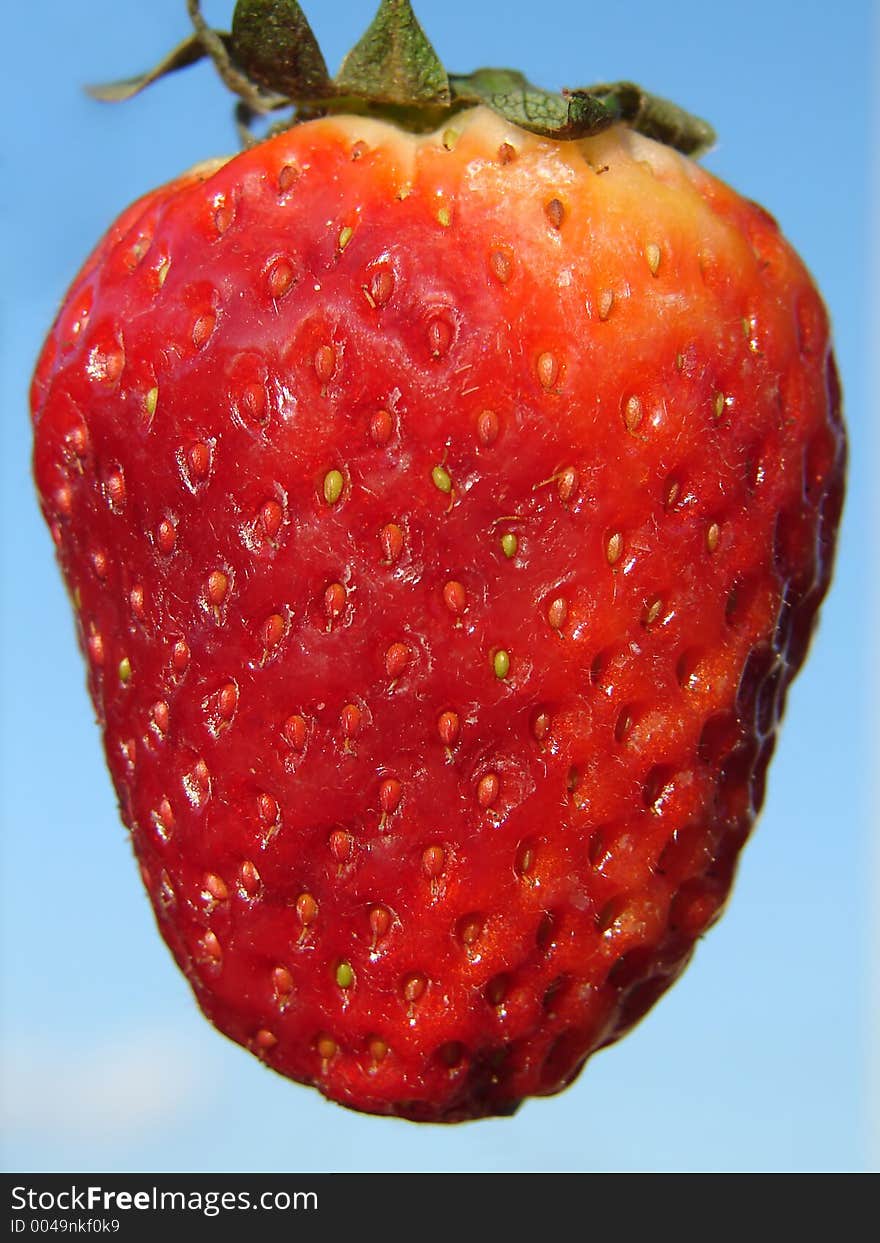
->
[88,0,715,155]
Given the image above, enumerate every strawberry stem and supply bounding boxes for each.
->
[87,0,715,155]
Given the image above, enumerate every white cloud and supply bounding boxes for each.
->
[0,1027,207,1141]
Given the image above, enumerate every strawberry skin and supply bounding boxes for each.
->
[31,107,844,1122]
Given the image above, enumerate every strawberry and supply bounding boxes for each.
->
[30,0,845,1123]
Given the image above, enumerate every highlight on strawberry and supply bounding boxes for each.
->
[31,0,845,1121]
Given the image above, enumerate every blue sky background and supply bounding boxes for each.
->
[1,0,876,1173]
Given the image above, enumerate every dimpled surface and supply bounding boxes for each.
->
[31,107,844,1121]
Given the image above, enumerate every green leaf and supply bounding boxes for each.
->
[449,69,614,140]
[85,1,717,160]
[86,31,219,103]
[563,89,622,137]
[590,81,716,155]
[335,0,450,106]
[231,0,332,100]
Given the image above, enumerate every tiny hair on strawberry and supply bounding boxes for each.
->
[31,0,845,1122]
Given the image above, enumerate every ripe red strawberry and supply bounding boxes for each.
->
[30,0,844,1122]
